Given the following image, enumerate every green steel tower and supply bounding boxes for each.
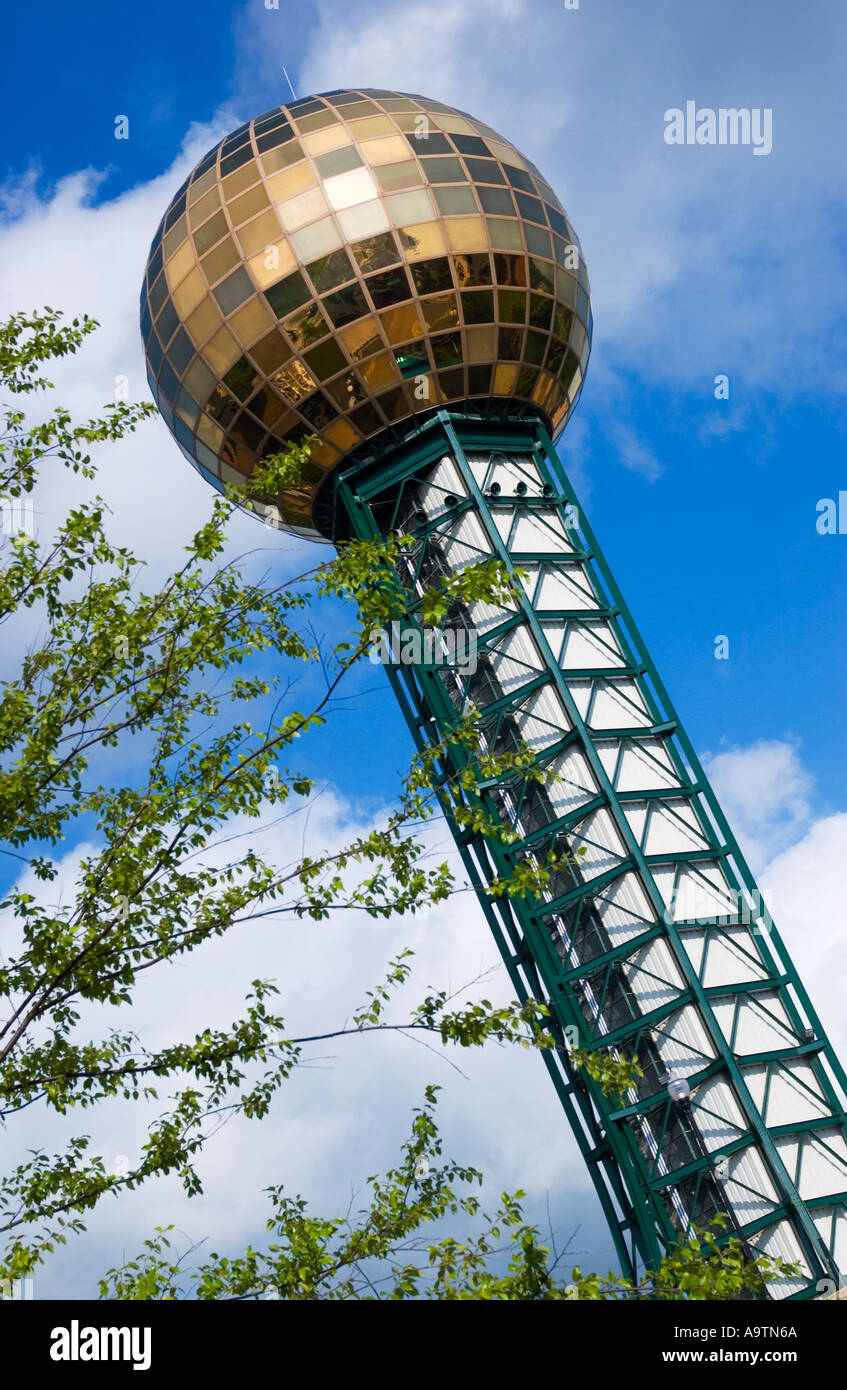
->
[142,88,847,1298]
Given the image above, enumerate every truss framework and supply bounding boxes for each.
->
[330,408,847,1298]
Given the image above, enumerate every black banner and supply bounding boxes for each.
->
[3,1294,841,1377]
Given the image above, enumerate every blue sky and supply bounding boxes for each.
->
[3,0,844,807]
[2,0,847,1295]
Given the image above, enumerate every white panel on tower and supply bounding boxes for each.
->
[746,1060,833,1126]
[698,927,770,988]
[713,992,797,1055]
[776,1130,847,1201]
[513,683,571,750]
[585,679,653,730]
[615,738,681,792]
[641,800,710,856]
[440,511,493,568]
[691,1075,747,1149]
[561,621,626,671]
[417,456,467,512]
[654,1003,716,1073]
[568,807,627,879]
[530,563,597,611]
[721,1145,782,1223]
[546,746,597,815]
[622,938,685,1010]
[498,508,575,553]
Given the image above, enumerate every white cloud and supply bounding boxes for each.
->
[699,738,847,1055]
[608,421,663,481]
[762,812,847,1061]
[703,737,815,872]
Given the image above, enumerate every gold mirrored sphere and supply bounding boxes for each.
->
[141,88,592,541]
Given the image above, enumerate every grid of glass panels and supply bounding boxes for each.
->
[140,88,593,539]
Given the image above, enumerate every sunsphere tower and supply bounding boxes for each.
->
[141,88,847,1297]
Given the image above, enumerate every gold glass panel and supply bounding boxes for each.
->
[378,384,411,419]
[197,412,225,451]
[324,417,361,451]
[189,185,221,230]
[331,99,379,118]
[393,112,427,133]
[260,143,304,175]
[421,293,458,332]
[337,201,390,240]
[163,215,188,260]
[204,325,241,374]
[183,356,215,400]
[224,441,254,473]
[237,208,283,258]
[377,98,420,112]
[221,161,260,199]
[229,184,270,227]
[193,209,227,256]
[486,140,526,169]
[488,217,523,251]
[166,238,195,291]
[188,167,218,204]
[359,352,399,391]
[294,109,338,133]
[309,437,341,468]
[466,325,497,362]
[436,114,476,135]
[532,371,555,407]
[324,167,379,211]
[273,405,300,438]
[380,303,423,345]
[386,190,435,225]
[283,302,329,351]
[338,315,382,360]
[272,359,316,403]
[360,135,409,165]
[247,239,297,289]
[445,217,488,253]
[492,363,518,394]
[551,395,569,429]
[375,160,420,192]
[201,237,240,285]
[399,222,447,259]
[173,266,206,319]
[290,216,343,261]
[279,186,328,232]
[251,330,291,374]
[303,124,352,155]
[347,115,395,139]
[186,295,223,350]
[229,295,275,347]
[267,163,315,202]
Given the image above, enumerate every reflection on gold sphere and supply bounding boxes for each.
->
[141,89,592,541]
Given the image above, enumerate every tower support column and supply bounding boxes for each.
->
[329,407,847,1298]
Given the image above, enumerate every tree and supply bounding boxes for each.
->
[0,311,797,1301]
